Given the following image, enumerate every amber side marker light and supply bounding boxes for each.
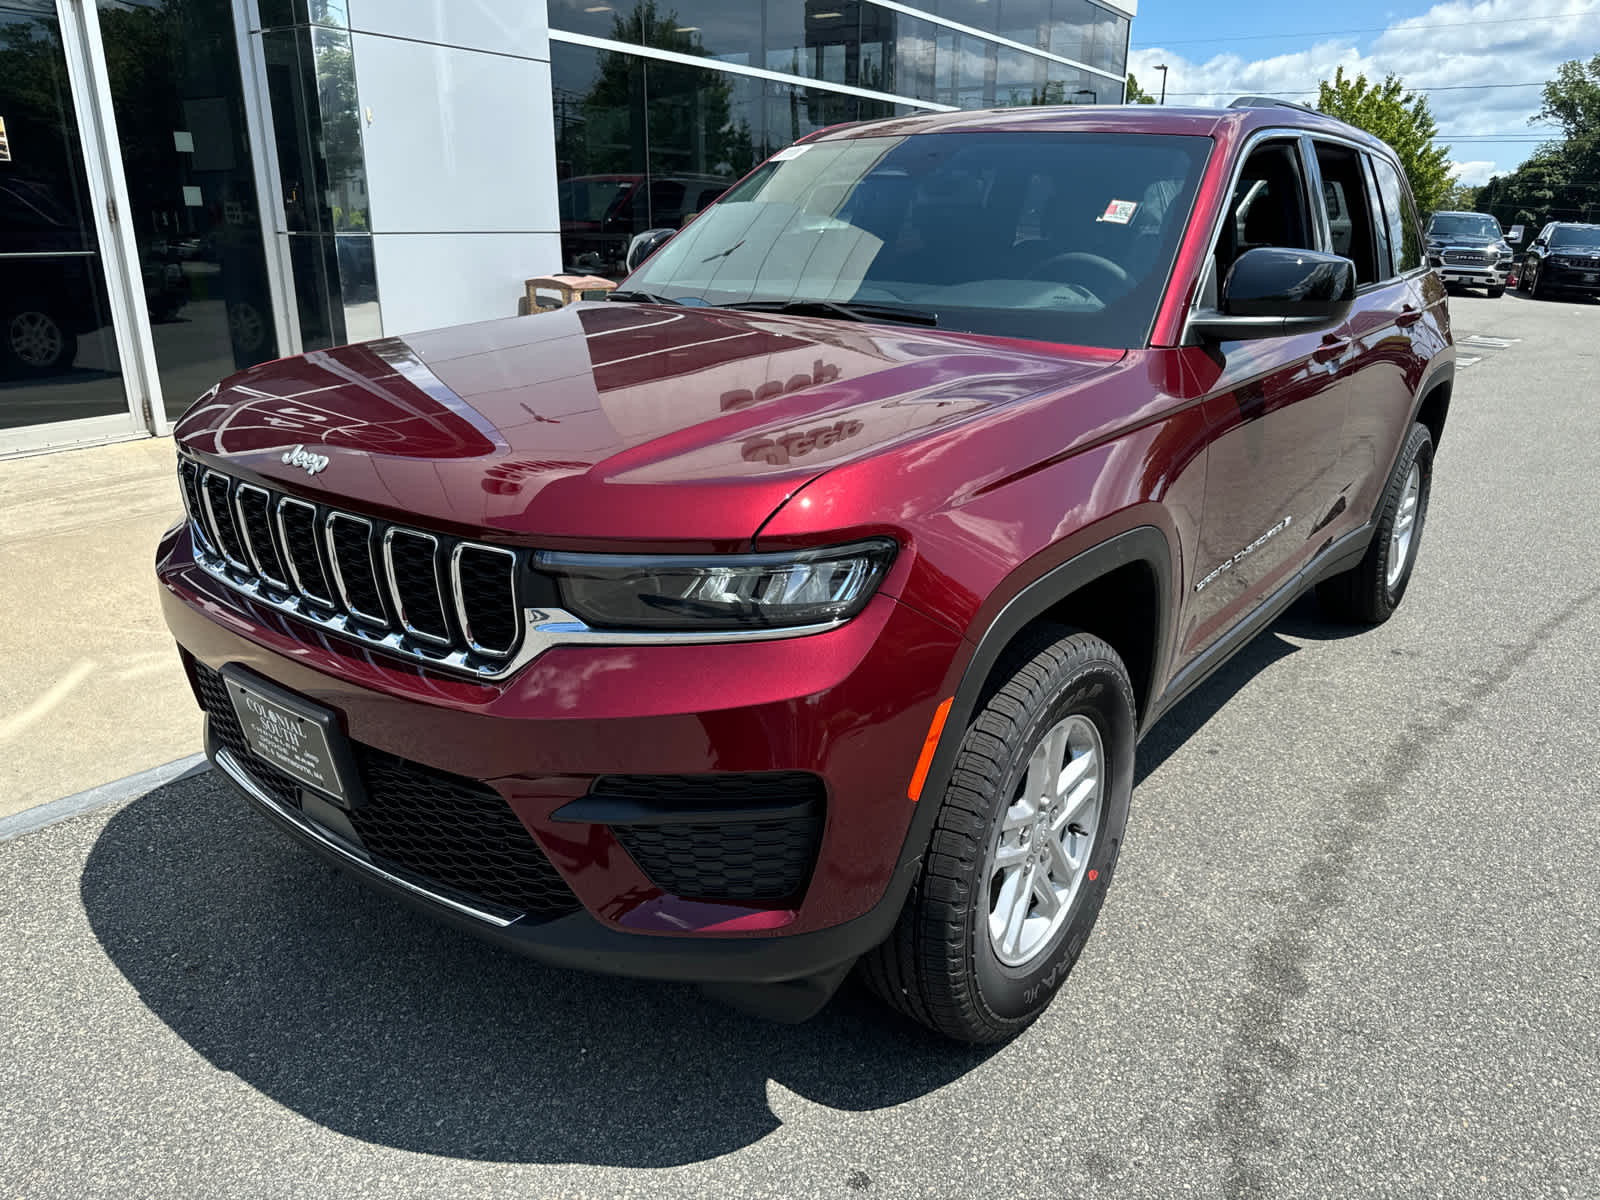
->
[907,697,954,802]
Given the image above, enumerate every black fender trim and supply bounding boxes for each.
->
[886,526,1174,884]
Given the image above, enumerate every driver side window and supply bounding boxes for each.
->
[1217,141,1314,283]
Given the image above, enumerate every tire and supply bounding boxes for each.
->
[1318,421,1434,625]
[1530,265,1548,299]
[1,303,78,374]
[860,628,1136,1043]
[1487,286,1505,298]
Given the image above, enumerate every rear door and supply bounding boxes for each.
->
[1338,150,1436,527]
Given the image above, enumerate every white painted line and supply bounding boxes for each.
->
[1459,336,1521,349]
[0,754,209,843]
[1456,355,1484,369]
[0,659,96,743]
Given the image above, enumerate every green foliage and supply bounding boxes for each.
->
[1125,73,1157,105]
[1316,67,1455,214]
[1476,56,1600,232]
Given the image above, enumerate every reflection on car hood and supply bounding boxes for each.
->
[173,303,1122,545]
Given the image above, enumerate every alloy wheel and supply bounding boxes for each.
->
[985,714,1105,967]
[9,311,64,368]
[1387,462,1422,591]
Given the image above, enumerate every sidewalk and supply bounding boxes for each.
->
[0,438,200,819]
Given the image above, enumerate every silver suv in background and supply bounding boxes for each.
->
[1424,210,1514,296]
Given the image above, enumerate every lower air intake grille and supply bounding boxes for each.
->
[192,663,580,920]
[595,773,826,902]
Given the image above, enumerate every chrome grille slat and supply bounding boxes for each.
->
[179,457,524,677]
[201,470,251,572]
[233,484,290,591]
[451,543,519,657]
[383,528,453,647]
[276,497,335,608]
[326,513,390,627]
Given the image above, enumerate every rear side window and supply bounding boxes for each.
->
[1313,142,1381,286]
[1369,155,1424,275]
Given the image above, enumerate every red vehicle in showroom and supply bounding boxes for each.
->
[157,100,1452,1043]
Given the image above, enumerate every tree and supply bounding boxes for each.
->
[1316,67,1454,214]
[1125,73,1157,105]
[1474,57,1600,232]
[1437,180,1481,212]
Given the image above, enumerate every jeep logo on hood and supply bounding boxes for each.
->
[281,444,330,476]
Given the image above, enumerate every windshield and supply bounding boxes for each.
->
[622,132,1211,350]
[559,178,634,223]
[1550,225,1600,250]
[1426,213,1502,240]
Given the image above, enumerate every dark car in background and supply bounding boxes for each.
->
[1517,222,1600,300]
[1424,210,1513,296]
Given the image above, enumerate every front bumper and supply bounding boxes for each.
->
[1434,261,1509,287]
[157,522,965,984]
[1542,261,1600,294]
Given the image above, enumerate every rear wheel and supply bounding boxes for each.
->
[1318,421,1433,624]
[860,628,1135,1043]
[1,303,77,374]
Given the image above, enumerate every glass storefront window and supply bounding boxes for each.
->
[97,0,282,418]
[1,2,128,431]
[552,41,904,279]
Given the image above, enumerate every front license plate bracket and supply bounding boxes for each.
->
[221,664,366,810]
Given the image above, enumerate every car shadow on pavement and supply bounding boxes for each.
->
[80,594,1359,1168]
[1134,594,1363,782]
[80,772,998,1168]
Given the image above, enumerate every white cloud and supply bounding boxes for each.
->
[1450,159,1498,185]
[1128,0,1600,177]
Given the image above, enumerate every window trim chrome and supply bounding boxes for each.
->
[382,528,454,648]
[326,512,390,628]
[450,542,519,658]
[233,483,291,592]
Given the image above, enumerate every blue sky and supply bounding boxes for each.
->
[1125,0,1600,185]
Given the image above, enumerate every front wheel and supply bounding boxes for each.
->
[1487,286,1505,298]
[860,628,1135,1043]
[1318,421,1433,624]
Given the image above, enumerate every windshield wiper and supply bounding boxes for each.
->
[722,299,939,327]
[607,289,686,305]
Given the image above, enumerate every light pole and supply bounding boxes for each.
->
[1155,64,1168,104]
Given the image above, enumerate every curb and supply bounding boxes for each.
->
[0,754,211,843]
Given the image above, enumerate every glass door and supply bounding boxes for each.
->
[0,0,133,440]
[95,0,281,421]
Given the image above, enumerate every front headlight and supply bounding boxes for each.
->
[536,539,898,631]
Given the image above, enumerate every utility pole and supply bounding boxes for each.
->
[1155,63,1169,104]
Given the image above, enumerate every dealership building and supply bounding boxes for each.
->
[0,0,1134,457]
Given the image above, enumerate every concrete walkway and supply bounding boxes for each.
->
[0,438,199,819]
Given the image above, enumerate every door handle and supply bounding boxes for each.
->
[1396,304,1423,327]
[1312,334,1351,363]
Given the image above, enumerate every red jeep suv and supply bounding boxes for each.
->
[156,100,1452,1043]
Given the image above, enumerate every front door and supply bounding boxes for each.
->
[1182,137,1349,659]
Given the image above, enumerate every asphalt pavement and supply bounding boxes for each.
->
[2,290,1597,1199]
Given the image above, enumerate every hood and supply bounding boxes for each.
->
[1427,233,1503,248]
[175,303,1121,546]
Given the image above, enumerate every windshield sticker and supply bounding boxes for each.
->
[772,144,811,161]
[1098,199,1138,225]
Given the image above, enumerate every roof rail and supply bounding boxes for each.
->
[1230,96,1319,115]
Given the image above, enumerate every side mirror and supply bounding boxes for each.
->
[1505,226,1523,245]
[625,228,676,274]
[1190,247,1356,341]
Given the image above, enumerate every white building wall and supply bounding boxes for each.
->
[346,0,562,335]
